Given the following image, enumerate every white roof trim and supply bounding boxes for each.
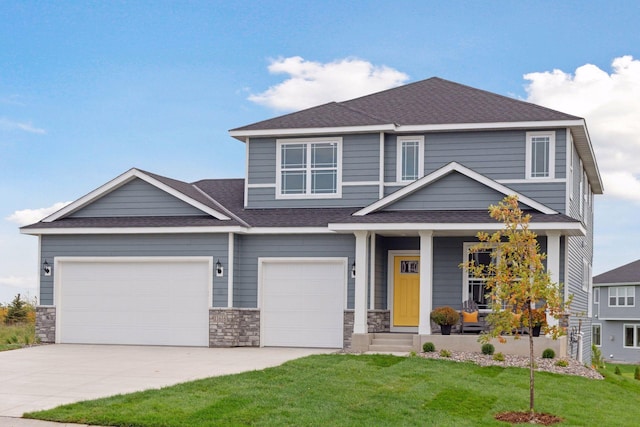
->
[21,226,246,235]
[353,162,557,216]
[42,168,231,222]
[593,282,640,287]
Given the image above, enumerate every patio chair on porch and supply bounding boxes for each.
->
[460,299,485,334]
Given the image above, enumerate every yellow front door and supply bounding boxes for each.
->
[393,256,420,326]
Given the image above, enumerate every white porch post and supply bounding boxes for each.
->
[419,230,433,335]
[353,231,370,334]
[546,231,561,328]
[369,233,376,310]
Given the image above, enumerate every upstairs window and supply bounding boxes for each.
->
[277,138,342,198]
[609,286,635,307]
[396,136,424,182]
[526,131,555,179]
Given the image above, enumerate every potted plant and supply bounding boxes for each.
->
[430,306,459,335]
[522,307,546,337]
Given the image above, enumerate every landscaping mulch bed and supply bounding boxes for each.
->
[495,411,563,425]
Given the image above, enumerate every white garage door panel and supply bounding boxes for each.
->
[58,259,210,346]
[262,260,345,348]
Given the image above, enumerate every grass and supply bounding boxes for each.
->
[25,354,640,426]
[0,322,36,351]
[605,362,640,380]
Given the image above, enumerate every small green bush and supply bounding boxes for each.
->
[615,366,622,375]
[422,342,436,353]
[439,349,451,358]
[634,366,640,380]
[493,352,505,362]
[591,344,604,368]
[555,359,569,367]
[409,351,417,357]
[542,348,555,359]
[481,343,495,355]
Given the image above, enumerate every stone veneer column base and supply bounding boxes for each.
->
[209,308,260,347]
[36,306,56,343]
[343,309,390,349]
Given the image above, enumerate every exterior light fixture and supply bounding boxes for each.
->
[215,259,224,277]
[351,261,356,279]
[43,260,52,276]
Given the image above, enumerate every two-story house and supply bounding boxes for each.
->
[592,259,640,363]
[21,77,602,362]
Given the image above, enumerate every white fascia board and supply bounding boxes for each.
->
[43,168,230,222]
[328,221,585,235]
[397,120,585,133]
[230,124,396,140]
[354,162,557,216]
[21,226,246,235]
[570,122,604,194]
[244,227,335,234]
[593,282,640,287]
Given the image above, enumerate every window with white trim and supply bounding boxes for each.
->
[592,324,601,347]
[276,138,342,198]
[594,288,599,304]
[526,131,555,179]
[579,159,584,217]
[624,324,640,348]
[463,243,497,310]
[568,139,574,200]
[609,286,635,307]
[396,136,424,182]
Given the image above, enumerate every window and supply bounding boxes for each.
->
[396,136,424,182]
[526,131,555,179]
[609,286,635,307]
[624,324,640,348]
[592,324,601,347]
[594,288,599,304]
[568,139,574,200]
[276,138,342,198]
[463,243,497,310]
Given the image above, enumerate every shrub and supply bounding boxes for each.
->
[615,366,622,375]
[5,294,28,324]
[481,343,495,355]
[430,306,459,326]
[591,344,604,369]
[555,359,569,367]
[634,366,640,381]
[493,352,505,362]
[542,348,555,359]
[423,342,436,353]
[409,351,417,357]
[439,349,451,358]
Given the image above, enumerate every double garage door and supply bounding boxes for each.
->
[57,258,211,346]
[56,257,346,348]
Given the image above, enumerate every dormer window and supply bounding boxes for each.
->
[526,131,555,179]
[276,137,342,198]
[397,136,424,182]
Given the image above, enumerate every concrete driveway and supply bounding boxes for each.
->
[0,344,335,418]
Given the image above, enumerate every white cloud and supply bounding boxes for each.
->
[0,117,46,134]
[5,201,72,226]
[248,56,409,111]
[0,275,36,289]
[524,55,640,202]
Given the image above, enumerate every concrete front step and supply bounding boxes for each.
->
[371,339,413,346]
[369,333,414,352]
[368,344,414,352]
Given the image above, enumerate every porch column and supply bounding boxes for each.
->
[546,231,561,329]
[418,230,433,335]
[369,233,376,310]
[353,231,370,334]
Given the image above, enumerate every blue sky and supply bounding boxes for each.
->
[1,1,640,303]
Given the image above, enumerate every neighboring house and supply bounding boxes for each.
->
[21,77,602,362]
[592,259,640,363]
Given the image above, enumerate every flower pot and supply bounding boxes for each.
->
[440,324,452,335]
[532,325,541,337]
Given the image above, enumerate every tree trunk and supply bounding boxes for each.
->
[529,314,535,416]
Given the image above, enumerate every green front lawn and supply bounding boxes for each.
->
[26,354,640,426]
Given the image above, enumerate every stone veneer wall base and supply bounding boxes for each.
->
[343,310,390,349]
[36,306,56,343]
[209,308,260,347]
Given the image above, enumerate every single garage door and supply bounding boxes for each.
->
[57,258,211,346]
[261,258,345,348]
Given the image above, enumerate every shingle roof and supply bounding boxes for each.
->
[593,259,640,284]
[231,77,582,132]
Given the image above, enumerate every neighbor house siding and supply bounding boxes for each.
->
[70,178,205,217]
[39,234,229,306]
[233,234,356,309]
[596,320,640,363]
[597,285,640,319]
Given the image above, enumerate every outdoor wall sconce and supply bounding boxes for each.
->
[351,261,356,279]
[43,260,52,276]
[215,259,224,277]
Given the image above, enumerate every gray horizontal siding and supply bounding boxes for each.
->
[70,178,204,218]
[505,182,566,213]
[247,138,276,185]
[40,234,229,307]
[234,234,356,309]
[383,172,507,211]
[247,185,379,208]
[433,237,468,309]
[597,285,640,319]
[343,134,380,182]
[594,320,640,363]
